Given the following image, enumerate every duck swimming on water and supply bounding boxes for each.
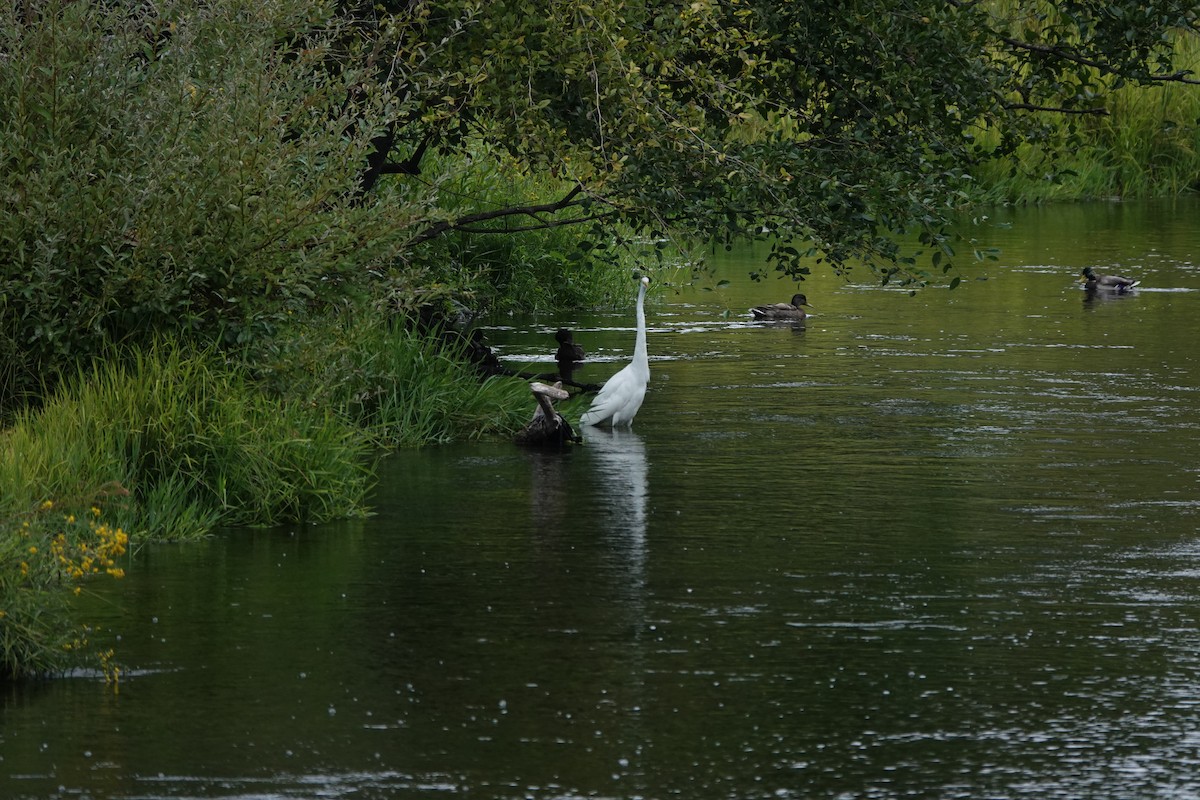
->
[750,293,813,321]
[554,328,585,380]
[1081,267,1140,293]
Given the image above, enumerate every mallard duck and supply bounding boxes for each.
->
[554,327,586,381]
[750,293,813,321]
[1081,266,1139,293]
[554,328,585,363]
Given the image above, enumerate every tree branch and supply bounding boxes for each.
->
[359,128,435,195]
[997,34,1200,86]
[944,0,1200,86]
[1004,102,1108,115]
[407,185,593,245]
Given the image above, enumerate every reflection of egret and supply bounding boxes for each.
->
[750,293,813,321]
[581,276,650,428]
[581,426,649,780]
[583,427,648,574]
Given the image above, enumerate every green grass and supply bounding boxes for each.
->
[971,32,1200,203]
[0,340,373,538]
[248,312,533,448]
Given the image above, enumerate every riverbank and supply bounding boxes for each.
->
[0,322,542,680]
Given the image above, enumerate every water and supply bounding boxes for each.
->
[5,199,1200,799]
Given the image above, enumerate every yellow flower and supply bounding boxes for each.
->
[41,499,54,509]
[66,514,76,524]
[27,546,36,555]
[91,506,101,517]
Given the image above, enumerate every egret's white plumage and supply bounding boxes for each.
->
[581,276,650,428]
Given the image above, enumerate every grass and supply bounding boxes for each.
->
[247,312,533,448]
[971,32,1200,203]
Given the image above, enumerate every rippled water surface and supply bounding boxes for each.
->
[5,200,1200,799]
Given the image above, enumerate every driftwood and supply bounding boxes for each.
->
[514,382,581,447]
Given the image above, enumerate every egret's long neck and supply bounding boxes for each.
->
[633,284,649,374]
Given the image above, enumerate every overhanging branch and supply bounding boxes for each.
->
[408,185,592,245]
[1004,102,1108,115]
[946,0,1200,86]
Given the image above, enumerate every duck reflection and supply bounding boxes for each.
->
[1083,286,1139,307]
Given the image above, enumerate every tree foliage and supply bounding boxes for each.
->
[2,0,1197,412]
[352,0,1198,280]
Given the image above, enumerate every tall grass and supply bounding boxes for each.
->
[0,326,538,680]
[972,32,1200,203]
[0,340,373,539]
[249,312,532,447]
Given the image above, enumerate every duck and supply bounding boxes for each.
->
[1081,267,1139,293]
[750,293,813,321]
[554,328,585,381]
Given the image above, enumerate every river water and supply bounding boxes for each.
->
[4,200,1200,799]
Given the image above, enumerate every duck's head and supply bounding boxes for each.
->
[790,293,813,308]
[1080,267,1096,282]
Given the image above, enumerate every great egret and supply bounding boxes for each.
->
[750,293,813,321]
[1081,267,1139,293]
[581,276,650,428]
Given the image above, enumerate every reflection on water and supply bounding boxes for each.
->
[583,426,648,549]
[5,200,1200,799]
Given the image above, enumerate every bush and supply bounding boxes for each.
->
[0,0,417,414]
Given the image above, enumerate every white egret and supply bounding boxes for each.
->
[581,276,650,428]
[750,293,813,321]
